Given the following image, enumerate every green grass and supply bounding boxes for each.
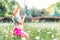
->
[0,22,60,40]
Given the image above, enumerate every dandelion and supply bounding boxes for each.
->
[7,27,10,30]
[28,31,30,33]
[3,29,8,34]
[47,31,51,34]
[21,37,26,40]
[12,31,13,34]
[53,38,57,40]
[35,36,40,40]
[52,35,55,38]
[37,29,40,32]
[5,35,8,37]
[11,35,14,37]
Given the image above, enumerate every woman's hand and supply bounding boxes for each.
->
[23,14,27,18]
[22,14,26,22]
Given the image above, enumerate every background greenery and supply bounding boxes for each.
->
[0,22,60,40]
[0,0,60,40]
[0,0,60,17]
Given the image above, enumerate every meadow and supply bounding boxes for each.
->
[0,22,60,40]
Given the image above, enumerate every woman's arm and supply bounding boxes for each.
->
[22,14,27,23]
[16,14,27,25]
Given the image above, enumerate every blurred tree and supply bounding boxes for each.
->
[0,1,7,17]
[30,8,36,17]
[56,2,60,10]
[0,0,19,17]
[25,5,32,17]
[53,8,60,16]
[20,5,32,18]
[5,0,19,17]
[30,7,46,17]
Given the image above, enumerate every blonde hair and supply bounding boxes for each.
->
[12,6,22,16]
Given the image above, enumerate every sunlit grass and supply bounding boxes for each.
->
[0,22,60,40]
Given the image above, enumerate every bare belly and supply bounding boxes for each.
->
[14,24,24,30]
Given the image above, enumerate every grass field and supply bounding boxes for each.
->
[0,22,60,40]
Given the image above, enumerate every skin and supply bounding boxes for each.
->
[13,6,26,24]
[12,6,29,40]
[12,6,27,29]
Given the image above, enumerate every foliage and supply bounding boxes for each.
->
[56,2,60,10]
[0,1,7,17]
[0,0,19,17]
[0,22,60,40]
